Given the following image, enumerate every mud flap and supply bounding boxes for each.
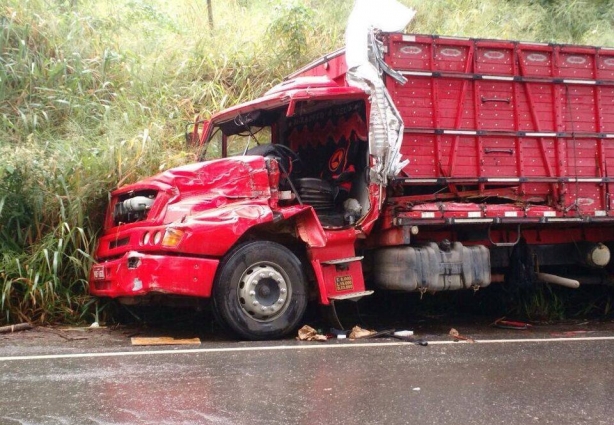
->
[320,300,345,330]
[506,238,535,289]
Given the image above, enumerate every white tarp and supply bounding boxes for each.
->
[345,0,416,185]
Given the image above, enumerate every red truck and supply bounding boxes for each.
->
[90,32,614,339]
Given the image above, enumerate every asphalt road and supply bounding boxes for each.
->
[1,320,613,425]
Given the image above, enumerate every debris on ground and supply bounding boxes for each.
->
[449,328,475,343]
[549,330,593,338]
[493,318,532,330]
[349,326,377,339]
[297,325,428,345]
[349,327,428,346]
[391,332,428,346]
[297,325,328,341]
[39,327,89,341]
[329,328,348,339]
[0,323,33,334]
[131,337,201,346]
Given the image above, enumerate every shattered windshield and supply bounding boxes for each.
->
[204,126,271,160]
[202,108,282,160]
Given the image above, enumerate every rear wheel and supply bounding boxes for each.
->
[212,241,308,340]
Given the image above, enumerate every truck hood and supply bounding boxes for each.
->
[109,156,272,227]
[118,156,270,197]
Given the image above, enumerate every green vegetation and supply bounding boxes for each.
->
[1,0,614,324]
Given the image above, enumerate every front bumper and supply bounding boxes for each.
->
[90,251,219,298]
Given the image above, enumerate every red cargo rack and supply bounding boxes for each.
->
[385,33,614,217]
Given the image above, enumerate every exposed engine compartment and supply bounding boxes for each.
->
[113,190,157,226]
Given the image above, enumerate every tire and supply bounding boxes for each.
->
[212,241,308,340]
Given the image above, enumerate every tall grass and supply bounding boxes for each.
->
[1,0,614,324]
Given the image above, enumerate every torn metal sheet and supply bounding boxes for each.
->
[345,0,415,185]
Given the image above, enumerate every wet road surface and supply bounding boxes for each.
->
[1,318,613,425]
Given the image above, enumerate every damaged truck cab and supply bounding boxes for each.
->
[91,75,384,339]
[91,31,614,340]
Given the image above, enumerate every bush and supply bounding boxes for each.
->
[2,0,614,324]
[266,1,315,63]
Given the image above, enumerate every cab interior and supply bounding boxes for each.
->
[203,99,370,228]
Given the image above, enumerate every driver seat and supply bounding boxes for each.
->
[294,178,336,212]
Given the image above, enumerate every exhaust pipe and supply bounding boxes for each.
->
[536,272,580,289]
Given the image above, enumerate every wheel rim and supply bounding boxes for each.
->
[237,262,291,321]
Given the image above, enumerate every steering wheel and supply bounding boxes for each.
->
[272,144,303,175]
[246,144,303,177]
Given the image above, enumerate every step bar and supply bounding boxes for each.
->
[328,290,374,302]
[321,256,364,265]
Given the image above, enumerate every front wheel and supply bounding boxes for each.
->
[212,241,308,340]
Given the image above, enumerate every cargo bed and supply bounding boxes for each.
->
[386,33,614,217]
